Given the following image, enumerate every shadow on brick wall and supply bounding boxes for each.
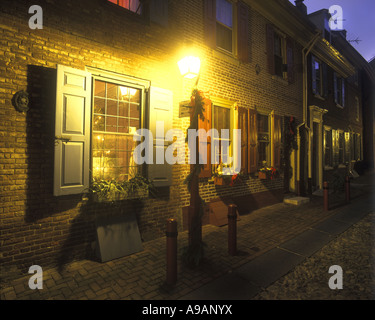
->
[26,65,94,271]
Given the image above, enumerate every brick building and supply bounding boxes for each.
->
[292,3,374,194]
[0,0,370,281]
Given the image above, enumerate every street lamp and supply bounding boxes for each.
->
[178,55,201,79]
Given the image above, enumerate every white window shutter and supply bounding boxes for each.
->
[150,0,168,27]
[54,65,92,196]
[148,86,173,187]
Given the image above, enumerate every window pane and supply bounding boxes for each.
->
[216,0,232,28]
[93,97,105,115]
[107,83,118,100]
[93,114,105,132]
[118,118,129,133]
[257,114,269,133]
[216,23,232,52]
[119,0,130,9]
[274,55,283,78]
[130,103,140,119]
[214,106,230,134]
[213,106,231,166]
[107,99,117,116]
[94,80,106,98]
[274,34,282,56]
[325,130,332,166]
[119,102,129,117]
[92,134,138,181]
[257,114,269,166]
[258,142,268,165]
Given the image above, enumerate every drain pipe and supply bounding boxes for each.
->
[297,31,321,195]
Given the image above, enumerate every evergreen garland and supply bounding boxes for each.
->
[182,88,207,267]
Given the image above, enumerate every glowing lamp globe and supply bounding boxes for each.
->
[178,56,201,79]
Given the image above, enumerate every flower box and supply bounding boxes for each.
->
[258,171,268,180]
[92,188,149,203]
[214,177,228,186]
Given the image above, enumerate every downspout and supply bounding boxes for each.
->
[296,31,321,194]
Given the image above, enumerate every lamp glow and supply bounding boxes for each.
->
[178,56,201,79]
[120,86,137,97]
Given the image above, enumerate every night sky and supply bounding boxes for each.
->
[289,0,375,62]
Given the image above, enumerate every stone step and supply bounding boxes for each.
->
[283,196,310,206]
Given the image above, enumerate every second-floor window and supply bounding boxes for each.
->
[311,56,327,97]
[216,0,233,53]
[334,72,345,108]
[108,0,143,15]
[273,32,285,78]
[266,24,295,83]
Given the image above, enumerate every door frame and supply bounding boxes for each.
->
[309,106,328,190]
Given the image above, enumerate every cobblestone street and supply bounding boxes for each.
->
[253,212,375,300]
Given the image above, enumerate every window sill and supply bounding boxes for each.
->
[336,104,344,109]
[338,164,347,169]
[324,166,334,170]
[314,94,326,101]
[271,75,288,85]
[213,49,240,66]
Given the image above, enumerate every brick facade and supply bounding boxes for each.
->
[0,0,367,282]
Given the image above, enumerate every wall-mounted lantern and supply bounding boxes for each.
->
[178,56,201,79]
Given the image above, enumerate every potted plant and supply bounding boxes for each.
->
[258,161,279,180]
[213,163,243,186]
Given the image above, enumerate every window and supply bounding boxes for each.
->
[257,114,270,167]
[273,32,285,78]
[237,108,281,174]
[311,56,327,97]
[108,0,143,15]
[338,131,344,165]
[54,65,174,196]
[92,80,141,181]
[216,0,234,53]
[324,128,333,167]
[334,72,345,107]
[213,105,231,163]
[266,24,294,83]
[343,132,350,164]
[204,0,249,62]
[353,133,362,161]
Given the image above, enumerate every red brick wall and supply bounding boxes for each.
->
[0,0,303,280]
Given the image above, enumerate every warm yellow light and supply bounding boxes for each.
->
[178,56,201,79]
[120,86,137,97]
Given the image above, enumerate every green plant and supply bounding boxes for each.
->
[258,161,279,179]
[89,174,156,202]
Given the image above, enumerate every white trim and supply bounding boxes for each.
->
[85,66,151,90]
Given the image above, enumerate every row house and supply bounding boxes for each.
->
[296,4,374,194]
[0,0,370,281]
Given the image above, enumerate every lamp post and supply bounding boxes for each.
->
[178,54,203,263]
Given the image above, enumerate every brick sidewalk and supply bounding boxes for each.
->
[0,181,372,300]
